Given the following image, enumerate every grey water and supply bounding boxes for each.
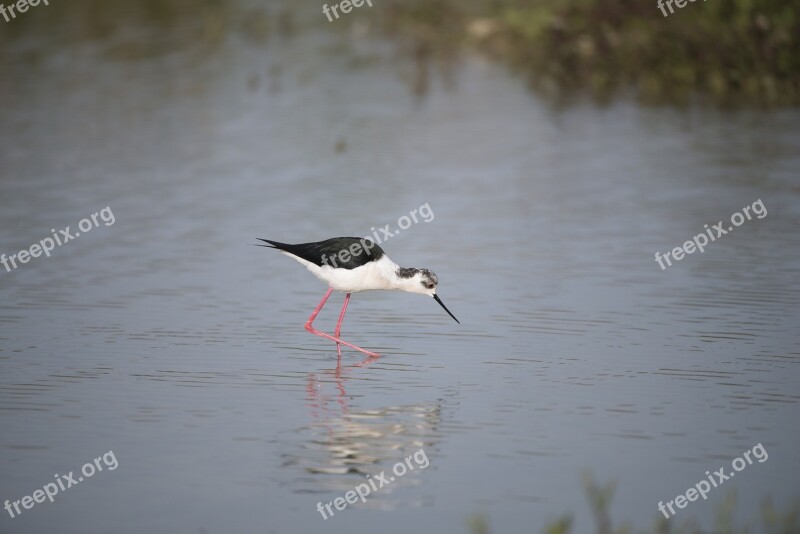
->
[1,3,799,533]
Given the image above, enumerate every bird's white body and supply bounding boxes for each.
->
[281,252,413,293]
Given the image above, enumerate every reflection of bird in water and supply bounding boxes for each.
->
[256,237,459,359]
[280,357,446,505]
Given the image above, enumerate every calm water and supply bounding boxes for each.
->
[1,3,799,533]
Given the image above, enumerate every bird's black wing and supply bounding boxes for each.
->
[257,237,384,270]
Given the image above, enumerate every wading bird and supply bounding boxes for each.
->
[257,237,459,359]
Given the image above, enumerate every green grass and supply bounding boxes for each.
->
[370,0,800,106]
[466,473,800,534]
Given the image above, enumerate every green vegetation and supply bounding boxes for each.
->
[466,473,800,534]
[372,0,800,106]
[1,0,796,106]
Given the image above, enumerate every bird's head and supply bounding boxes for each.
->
[396,267,438,296]
[395,267,459,323]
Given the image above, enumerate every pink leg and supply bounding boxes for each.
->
[304,288,380,358]
[335,293,350,337]
[335,293,351,357]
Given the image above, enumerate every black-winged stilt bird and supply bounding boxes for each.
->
[257,237,459,358]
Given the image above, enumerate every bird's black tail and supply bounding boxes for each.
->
[256,238,320,262]
[255,238,288,250]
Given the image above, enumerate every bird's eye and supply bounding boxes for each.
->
[423,281,435,289]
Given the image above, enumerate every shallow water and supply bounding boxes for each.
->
[1,3,799,533]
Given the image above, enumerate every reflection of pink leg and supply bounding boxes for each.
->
[354,353,381,367]
[305,289,380,358]
[335,293,350,357]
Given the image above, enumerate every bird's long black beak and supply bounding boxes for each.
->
[433,294,460,324]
